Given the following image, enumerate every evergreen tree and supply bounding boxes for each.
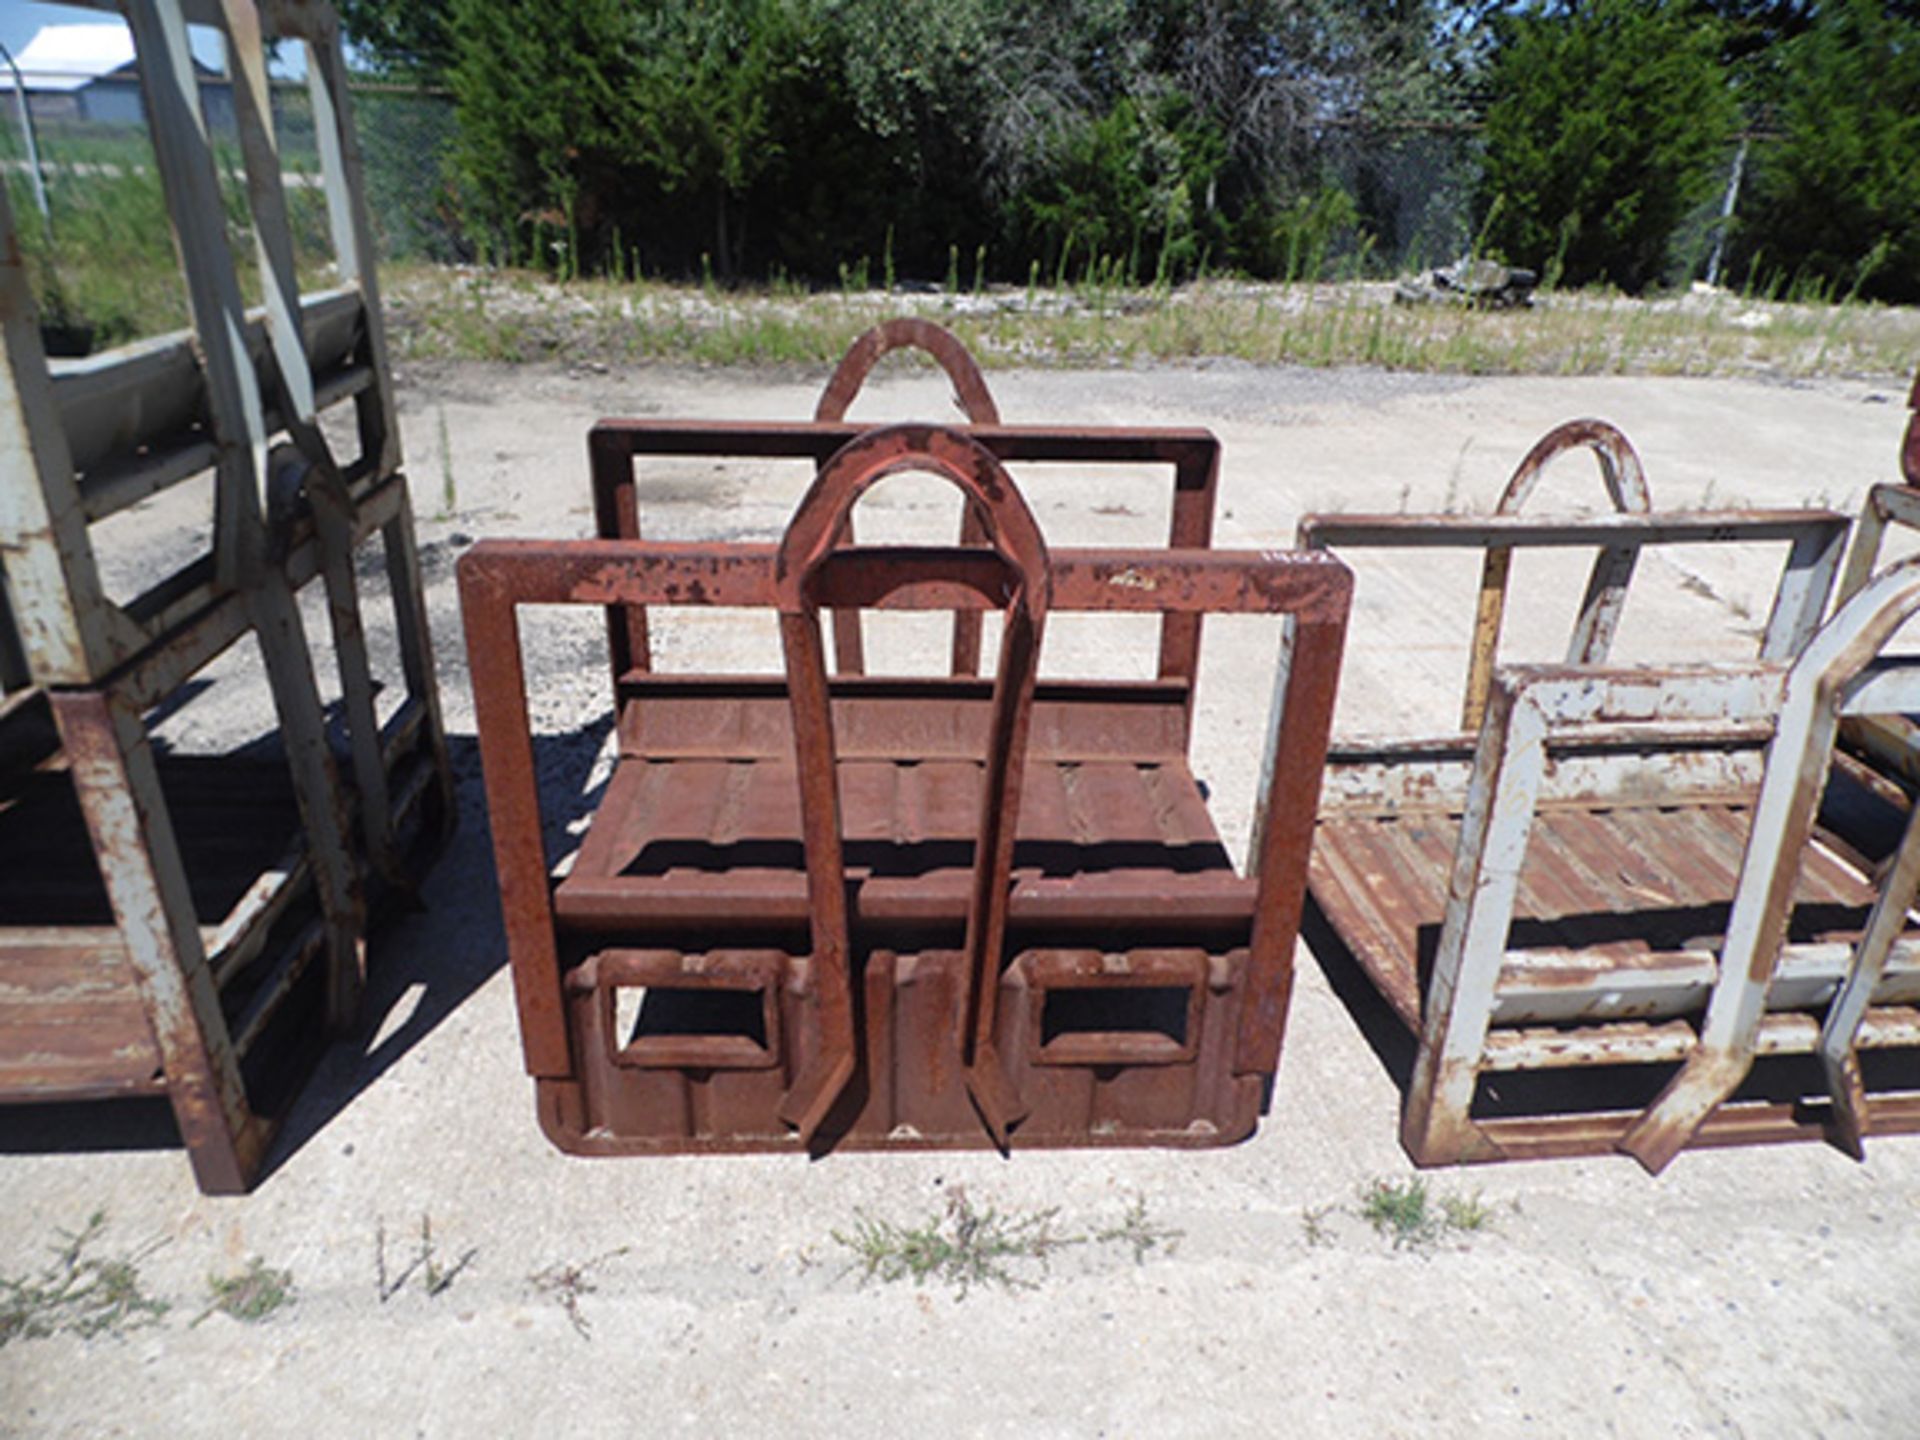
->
[1732,0,1920,303]
[1475,0,1737,292]
[444,0,638,267]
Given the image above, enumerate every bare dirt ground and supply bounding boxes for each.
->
[4,357,1918,1438]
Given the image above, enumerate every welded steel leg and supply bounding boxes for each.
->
[380,491,456,843]
[1619,684,1842,1172]
[1240,607,1347,1077]
[774,609,858,1142]
[1820,797,1920,1157]
[1403,682,1547,1165]
[51,690,266,1194]
[309,473,398,882]
[248,576,367,1029]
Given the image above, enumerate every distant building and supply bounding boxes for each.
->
[0,23,231,129]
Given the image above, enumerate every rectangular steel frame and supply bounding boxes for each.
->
[462,421,1352,1153]
[0,2,452,1193]
[1298,503,1920,1168]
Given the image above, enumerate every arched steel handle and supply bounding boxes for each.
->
[814,317,1002,427]
[814,319,1003,678]
[1464,420,1652,731]
[775,425,1049,1149]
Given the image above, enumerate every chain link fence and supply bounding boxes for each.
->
[1,80,467,351]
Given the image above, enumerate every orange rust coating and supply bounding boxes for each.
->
[460,422,1351,1153]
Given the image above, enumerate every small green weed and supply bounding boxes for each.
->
[1440,1191,1494,1235]
[1094,1194,1183,1265]
[196,1257,295,1326]
[837,1188,1078,1296]
[0,1212,170,1346]
[1300,1203,1336,1248]
[1360,1176,1436,1248]
[835,1189,1179,1296]
[1357,1176,1492,1252]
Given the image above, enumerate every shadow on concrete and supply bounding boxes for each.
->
[0,719,613,1187]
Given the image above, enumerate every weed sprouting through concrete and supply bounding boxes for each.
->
[196,1257,295,1326]
[837,1188,1079,1295]
[376,1214,477,1302]
[1357,1176,1493,1252]
[834,1188,1179,1296]
[1095,1194,1183,1265]
[0,1212,170,1346]
[529,1247,632,1339]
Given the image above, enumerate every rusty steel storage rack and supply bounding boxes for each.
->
[1300,421,1920,1169]
[0,1,452,1192]
[463,394,1352,1153]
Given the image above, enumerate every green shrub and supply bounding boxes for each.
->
[1475,0,1738,293]
[1732,0,1920,304]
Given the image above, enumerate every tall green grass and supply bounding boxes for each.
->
[5,128,338,356]
[381,260,1920,383]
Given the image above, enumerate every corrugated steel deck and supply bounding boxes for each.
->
[1311,802,1886,1031]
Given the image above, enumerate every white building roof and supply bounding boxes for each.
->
[1,23,138,94]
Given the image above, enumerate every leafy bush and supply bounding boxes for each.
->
[1475,0,1738,292]
[415,0,1451,285]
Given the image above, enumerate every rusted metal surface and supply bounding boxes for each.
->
[0,3,452,1194]
[45,691,264,1195]
[814,319,1001,679]
[587,419,1226,719]
[1463,419,1649,731]
[1832,482,1920,796]
[462,420,1350,1153]
[1304,424,1920,1170]
[1905,364,1920,488]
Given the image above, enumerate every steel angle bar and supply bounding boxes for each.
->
[1237,596,1346,1075]
[1819,794,1920,1158]
[0,185,146,684]
[48,691,265,1194]
[1297,511,1847,549]
[304,12,402,477]
[125,0,274,586]
[1402,679,1551,1165]
[377,493,458,848]
[1623,557,1920,1172]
